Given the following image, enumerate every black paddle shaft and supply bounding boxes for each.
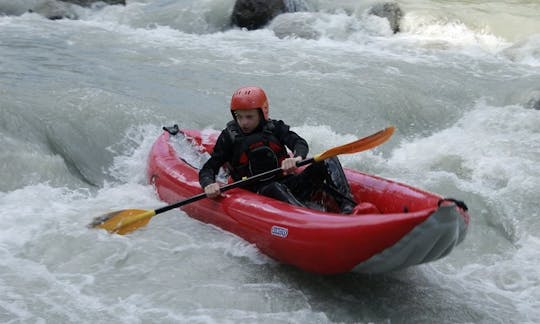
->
[154,158,315,215]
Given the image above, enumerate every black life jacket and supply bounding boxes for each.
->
[226,120,289,181]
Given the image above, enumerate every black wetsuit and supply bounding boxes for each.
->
[199,119,355,212]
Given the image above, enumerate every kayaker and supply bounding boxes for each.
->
[199,86,359,214]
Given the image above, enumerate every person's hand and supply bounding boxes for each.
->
[204,183,221,198]
[281,156,302,175]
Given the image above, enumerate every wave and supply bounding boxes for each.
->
[386,100,540,243]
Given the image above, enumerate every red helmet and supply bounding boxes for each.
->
[230,86,269,120]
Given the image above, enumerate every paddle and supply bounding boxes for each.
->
[89,126,395,235]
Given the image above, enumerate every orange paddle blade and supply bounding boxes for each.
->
[313,126,395,162]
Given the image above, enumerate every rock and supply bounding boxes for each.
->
[230,0,310,30]
[231,0,286,30]
[369,2,402,34]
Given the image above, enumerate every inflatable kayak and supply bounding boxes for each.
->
[146,129,470,274]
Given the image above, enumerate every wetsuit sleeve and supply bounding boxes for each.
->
[199,130,232,189]
[274,120,309,159]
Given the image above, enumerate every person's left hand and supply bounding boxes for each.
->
[281,156,302,175]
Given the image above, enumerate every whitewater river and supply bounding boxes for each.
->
[1,0,539,322]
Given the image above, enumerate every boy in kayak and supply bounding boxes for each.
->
[199,86,359,214]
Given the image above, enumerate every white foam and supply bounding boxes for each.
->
[436,234,540,323]
[387,100,540,241]
[397,12,509,55]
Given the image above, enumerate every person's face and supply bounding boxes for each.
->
[235,109,261,134]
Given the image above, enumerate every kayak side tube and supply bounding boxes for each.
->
[352,203,468,273]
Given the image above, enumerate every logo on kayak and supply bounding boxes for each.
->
[271,226,288,238]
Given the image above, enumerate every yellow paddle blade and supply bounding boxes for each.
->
[313,126,395,162]
[88,209,156,235]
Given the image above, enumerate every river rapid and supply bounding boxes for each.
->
[1,0,539,323]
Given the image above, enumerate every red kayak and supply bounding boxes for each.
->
[147,129,470,274]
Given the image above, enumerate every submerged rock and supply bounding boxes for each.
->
[61,0,125,6]
[270,12,320,39]
[527,91,540,110]
[531,99,540,110]
[368,2,402,34]
[505,89,540,110]
[0,1,39,15]
[0,0,124,20]
[31,0,77,20]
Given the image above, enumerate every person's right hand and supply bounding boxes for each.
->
[204,183,221,198]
